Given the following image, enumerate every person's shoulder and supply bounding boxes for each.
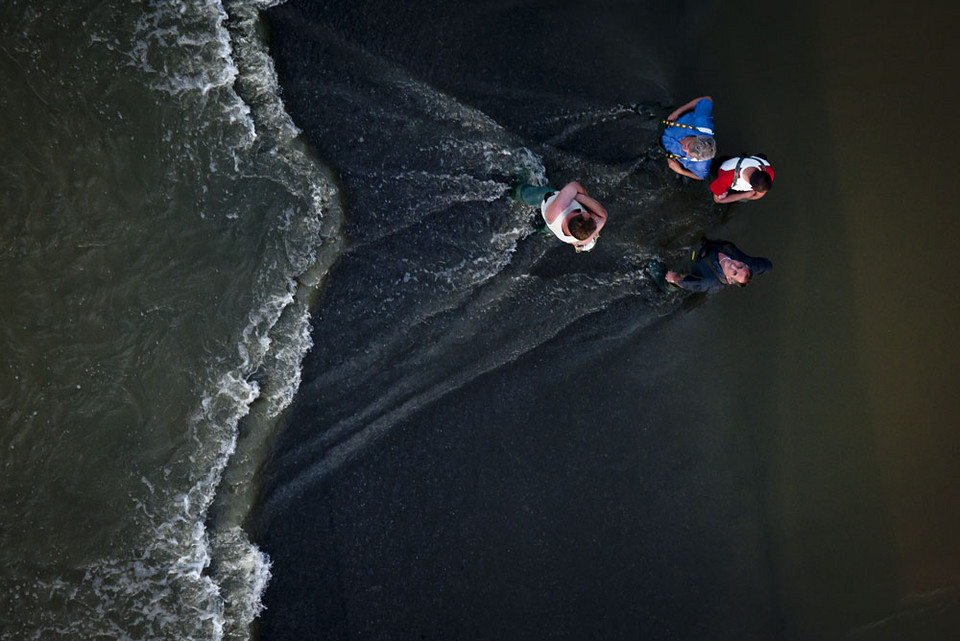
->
[689,160,711,178]
[717,156,740,169]
[700,238,732,254]
[661,127,683,146]
[749,256,773,273]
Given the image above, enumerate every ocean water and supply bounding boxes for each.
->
[5,0,960,640]
[1,0,340,638]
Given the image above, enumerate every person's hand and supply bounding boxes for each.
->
[665,271,681,285]
[715,191,728,201]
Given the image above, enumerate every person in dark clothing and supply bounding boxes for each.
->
[647,238,773,294]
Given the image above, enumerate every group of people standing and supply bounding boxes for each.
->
[513,96,774,295]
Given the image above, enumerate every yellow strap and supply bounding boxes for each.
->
[662,119,713,137]
[661,119,701,131]
[660,119,711,161]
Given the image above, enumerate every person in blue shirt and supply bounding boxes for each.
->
[647,238,772,294]
[659,96,716,180]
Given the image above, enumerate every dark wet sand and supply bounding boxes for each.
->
[257,307,775,640]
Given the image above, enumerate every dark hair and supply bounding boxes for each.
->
[567,214,597,241]
[749,170,773,193]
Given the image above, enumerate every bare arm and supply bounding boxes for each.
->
[666,96,712,121]
[665,270,714,292]
[542,182,581,224]
[665,270,695,289]
[667,158,704,180]
[574,192,608,230]
[713,190,757,203]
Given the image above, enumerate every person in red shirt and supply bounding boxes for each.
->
[709,155,774,203]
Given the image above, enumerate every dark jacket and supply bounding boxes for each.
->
[672,238,773,294]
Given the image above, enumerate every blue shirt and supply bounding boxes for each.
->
[660,98,714,179]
